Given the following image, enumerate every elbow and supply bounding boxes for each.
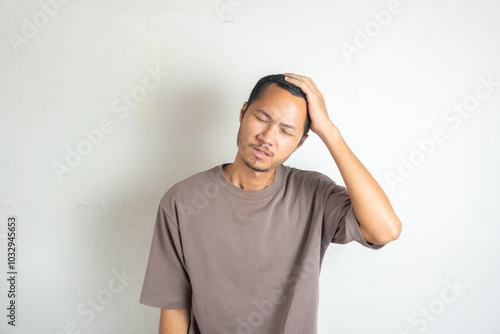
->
[390,218,402,241]
[384,216,402,243]
[367,217,402,245]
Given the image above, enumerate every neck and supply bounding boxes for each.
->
[223,156,276,191]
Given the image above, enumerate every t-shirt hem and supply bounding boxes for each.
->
[139,294,191,309]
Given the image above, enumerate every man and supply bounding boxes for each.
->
[140,73,402,334]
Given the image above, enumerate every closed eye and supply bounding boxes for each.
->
[255,115,268,123]
[254,113,294,136]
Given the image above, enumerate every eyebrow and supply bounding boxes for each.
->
[255,109,296,131]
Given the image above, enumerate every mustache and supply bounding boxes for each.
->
[250,144,273,157]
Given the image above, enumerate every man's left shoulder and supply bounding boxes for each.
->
[282,165,339,189]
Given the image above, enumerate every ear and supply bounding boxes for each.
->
[239,102,248,124]
[293,134,308,152]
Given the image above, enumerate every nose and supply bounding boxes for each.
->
[257,125,275,145]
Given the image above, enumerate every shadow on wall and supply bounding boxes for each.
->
[58,75,230,332]
[165,78,232,180]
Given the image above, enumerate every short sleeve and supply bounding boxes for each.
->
[139,203,192,309]
[321,183,384,250]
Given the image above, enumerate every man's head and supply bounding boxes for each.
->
[242,74,311,138]
[235,74,310,173]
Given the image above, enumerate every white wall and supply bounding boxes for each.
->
[1,0,499,333]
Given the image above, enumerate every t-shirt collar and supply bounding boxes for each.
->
[215,163,284,199]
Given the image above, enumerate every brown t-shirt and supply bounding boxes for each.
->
[140,164,384,334]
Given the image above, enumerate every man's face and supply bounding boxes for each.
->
[236,83,309,173]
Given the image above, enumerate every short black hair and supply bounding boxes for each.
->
[243,74,311,138]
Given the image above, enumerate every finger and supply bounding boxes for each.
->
[284,74,319,94]
[284,73,308,84]
[284,73,311,88]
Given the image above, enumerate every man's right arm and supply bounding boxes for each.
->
[159,308,191,334]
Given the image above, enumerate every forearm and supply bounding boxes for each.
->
[318,122,402,245]
[159,308,191,334]
[281,73,401,244]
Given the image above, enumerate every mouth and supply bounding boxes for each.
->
[251,146,272,159]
